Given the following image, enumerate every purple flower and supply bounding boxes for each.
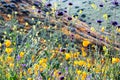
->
[16,55,20,61]
[111,21,118,26]
[68,2,73,6]
[60,76,64,80]
[112,0,119,6]
[46,3,52,7]
[38,10,41,13]
[21,64,27,67]
[68,17,72,21]
[57,11,64,16]
[97,20,103,24]
[99,4,104,7]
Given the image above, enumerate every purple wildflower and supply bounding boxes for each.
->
[16,55,20,61]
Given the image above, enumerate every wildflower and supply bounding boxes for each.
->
[76,69,82,75]
[25,22,29,26]
[112,58,120,64]
[82,51,87,57]
[111,21,118,26]
[103,14,108,20]
[34,64,39,71]
[112,1,119,6]
[21,64,27,67]
[27,78,32,80]
[5,48,13,55]
[82,40,90,47]
[57,11,64,16]
[78,60,86,66]
[81,71,87,80]
[28,68,32,74]
[60,76,64,80]
[91,3,97,9]
[6,56,14,63]
[67,17,72,21]
[74,60,79,66]
[9,63,14,68]
[99,4,104,7]
[97,20,103,24]
[116,28,120,32]
[19,51,24,58]
[79,10,83,14]
[4,40,11,47]
[101,27,105,32]
[16,55,20,61]
[32,6,35,9]
[65,53,71,60]
[47,3,52,7]
[32,55,35,62]
[68,2,73,6]
[90,27,96,32]
[0,43,2,48]
[38,9,41,13]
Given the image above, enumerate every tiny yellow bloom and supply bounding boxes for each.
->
[0,43,2,47]
[5,48,13,55]
[34,64,39,71]
[28,68,32,74]
[9,63,14,68]
[91,3,97,9]
[25,22,29,26]
[65,53,71,60]
[90,27,96,32]
[76,69,82,75]
[82,40,90,47]
[6,56,14,63]
[79,10,83,14]
[27,78,32,80]
[101,27,105,32]
[82,71,87,78]
[32,6,35,9]
[112,58,120,64]
[82,51,87,57]
[19,51,24,58]
[4,40,11,47]
[103,14,108,20]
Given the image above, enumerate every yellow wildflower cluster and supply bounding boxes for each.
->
[112,58,120,64]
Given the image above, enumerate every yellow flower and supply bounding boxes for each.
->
[79,10,83,14]
[32,55,35,62]
[91,3,97,9]
[82,71,87,78]
[27,78,32,80]
[0,43,2,47]
[6,73,10,78]
[112,58,120,64]
[101,27,105,32]
[103,14,108,20]
[34,64,39,71]
[78,60,86,66]
[116,28,120,32]
[87,63,91,69]
[5,48,13,55]
[76,69,82,75]
[65,53,71,60]
[82,40,90,47]
[74,60,79,66]
[9,63,14,68]
[19,51,24,58]
[90,27,96,32]
[28,68,32,74]
[82,51,87,57]
[4,40,11,47]
[6,56,14,63]
[39,58,47,65]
